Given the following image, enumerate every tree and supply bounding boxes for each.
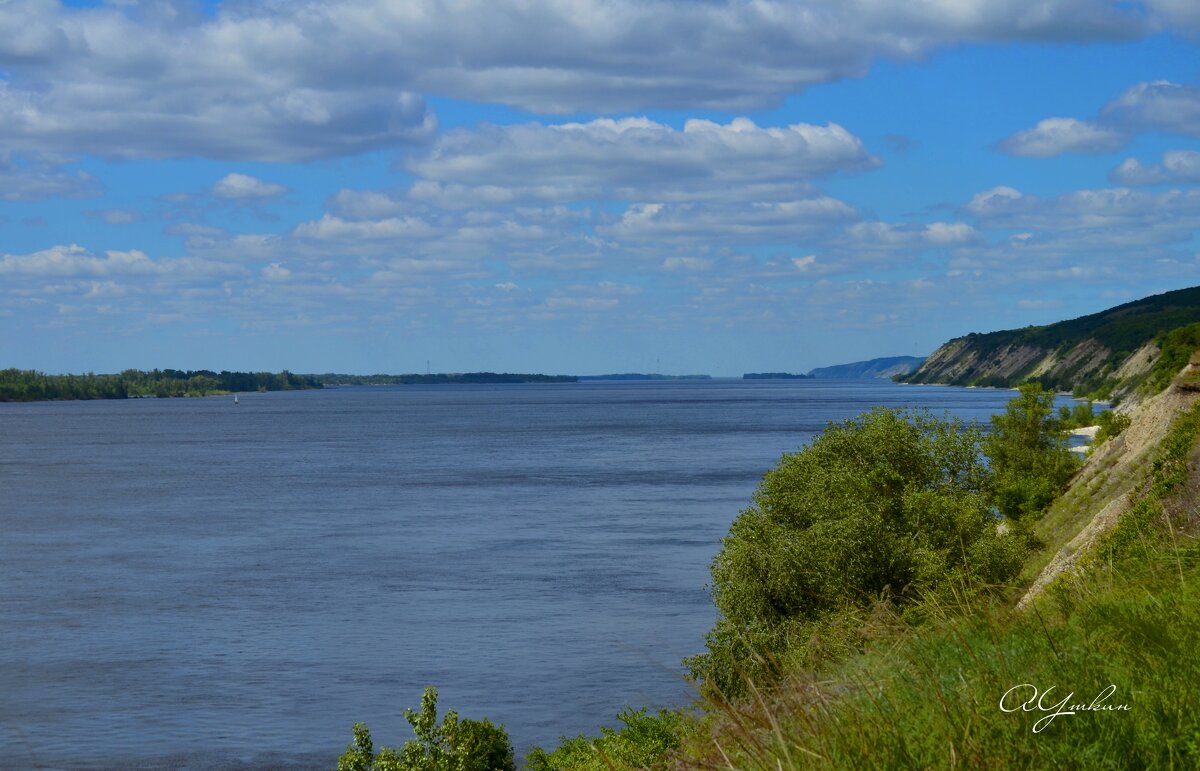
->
[690,408,1025,696]
[338,688,514,771]
[984,383,1078,520]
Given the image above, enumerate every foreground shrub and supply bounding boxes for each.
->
[689,407,1026,697]
[984,383,1078,520]
[525,707,692,771]
[338,687,514,771]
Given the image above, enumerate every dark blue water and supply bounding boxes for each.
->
[0,380,1051,769]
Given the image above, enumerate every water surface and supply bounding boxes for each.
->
[1,380,1042,769]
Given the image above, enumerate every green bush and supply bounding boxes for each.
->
[338,687,514,771]
[1058,400,1095,429]
[1146,322,1200,393]
[984,383,1078,520]
[525,707,691,771]
[689,407,1026,696]
[1094,409,1132,445]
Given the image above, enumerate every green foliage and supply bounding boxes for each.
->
[1057,400,1095,429]
[1094,409,1132,445]
[690,407,1026,697]
[337,688,514,771]
[1088,402,1200,564]
[900,285,1200,391]
[525,707,691,771]
[686,393,1200,770]
[1145,321,1200,393]
[0,367,321,402]
[984,383,1079,520]
[696,537,1200,770]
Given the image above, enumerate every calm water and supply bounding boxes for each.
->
[1,380,1042,769]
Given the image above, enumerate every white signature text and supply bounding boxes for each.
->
[999,684,1130,733]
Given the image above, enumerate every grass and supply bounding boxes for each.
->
[678,535,1200,770]
[672,402,1200,771]
[537,400,1200,771]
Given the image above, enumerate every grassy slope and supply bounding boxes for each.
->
[534,367,1200,771]
[672,394,1200,771]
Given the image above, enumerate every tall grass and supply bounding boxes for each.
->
[684,538,1200,770]
[679,403,1200,771]
[536,403,1200,771]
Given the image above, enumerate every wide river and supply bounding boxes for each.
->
[1,379,1050,769]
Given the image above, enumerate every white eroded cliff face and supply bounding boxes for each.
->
[1018,363,1200,610]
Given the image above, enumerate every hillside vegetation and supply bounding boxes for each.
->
[336,323,1200,771]
[899,285,1200,398]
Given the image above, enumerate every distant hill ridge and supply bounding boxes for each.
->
[807,356,925,379]
[900,285,1200,398]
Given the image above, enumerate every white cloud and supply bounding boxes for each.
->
[923,222,979,244]
[408,117,878,196]
[292,214,435,241]
[965,186,1025,215]
[601,197,857,244]
[662,257,714,272]
[843,221,980,248]
[964,186,1200,235]
[165,222,227,237]
[1110,151,1200,185]
[999,81,1200,161]
[998,117,1126,157]
[955,184,1200,278]
[0,244,241,278]
[213,173,288,200]
[1102,81,1200,137]
[262,263,292,282]
[0,1,1173,161]
[0,153,101,201]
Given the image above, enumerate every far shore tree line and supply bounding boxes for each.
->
[0,368,321,402]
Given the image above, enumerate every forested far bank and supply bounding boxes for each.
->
[0,368,321,402]
[312,372,577,385]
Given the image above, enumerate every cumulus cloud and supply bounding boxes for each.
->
[1102,81,1200,137]
[261,263,292,282]
[958,184,1200,269]
[964,185,1200,230]
[1110,151,1200,185]
[0,0,1176,161]
[292,214,435,242]
[0,153,101,201]
[845,221,981,247]
[999,81,1200,159]
[213,173,288,200]
[662,256,714,272]
[407,117,878,197]
[998,117,1126,157]
[0,244,241,278]
[600,197,858,244]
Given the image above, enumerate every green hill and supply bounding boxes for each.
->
[807,355,925,379]
[900,285,1200,398]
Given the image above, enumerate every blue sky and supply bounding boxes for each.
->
[2,1,1199,375]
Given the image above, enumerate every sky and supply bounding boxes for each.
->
[2,1,1199,376]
